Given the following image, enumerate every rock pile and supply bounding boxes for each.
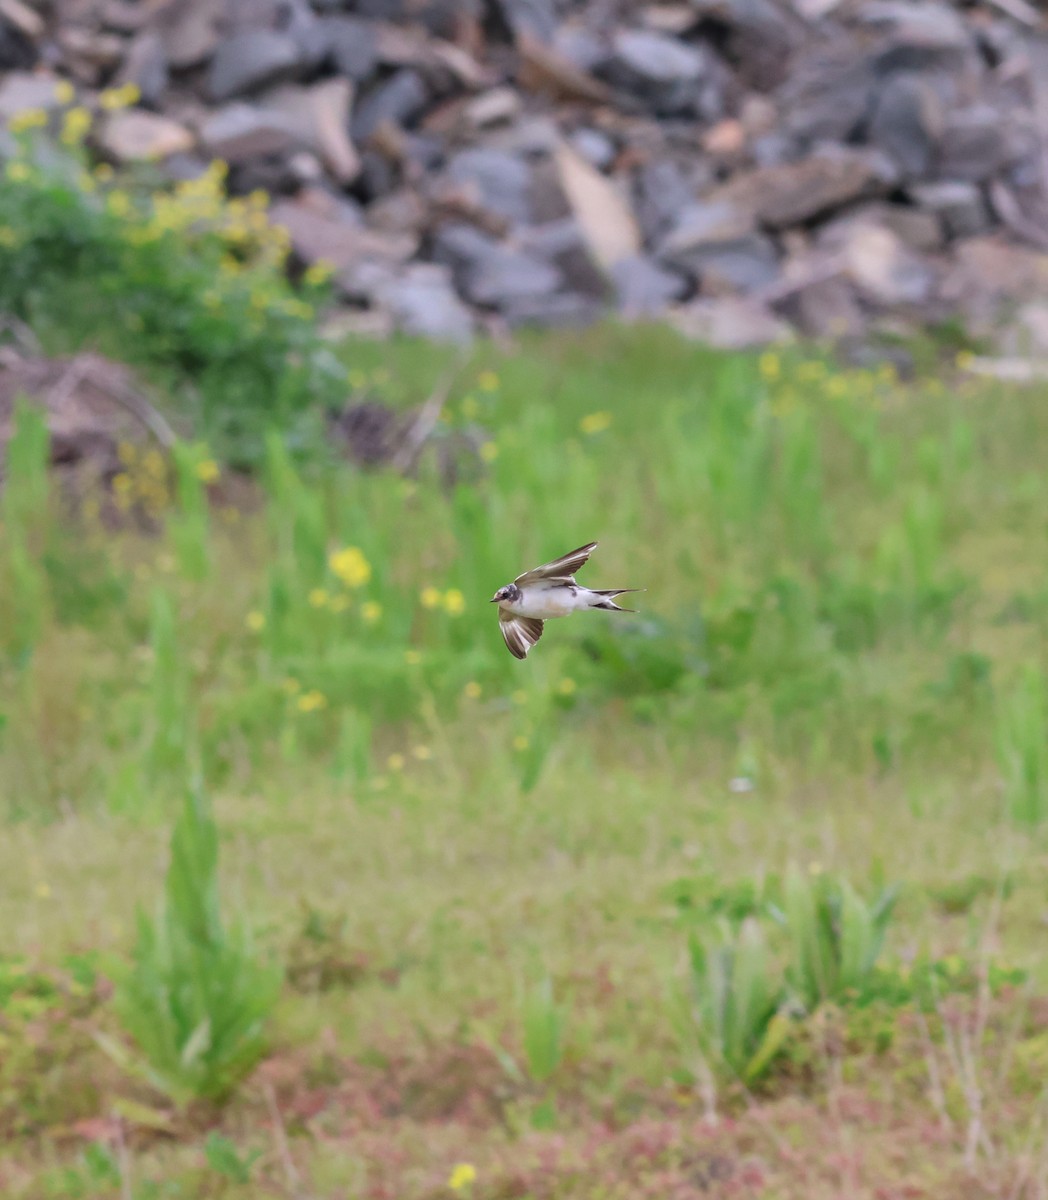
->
[2,0,1048,348]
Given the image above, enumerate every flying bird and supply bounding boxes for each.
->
[490,541,643,660]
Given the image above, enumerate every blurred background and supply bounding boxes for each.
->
[2,2,1048,1198]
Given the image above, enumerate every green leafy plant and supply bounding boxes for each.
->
[770,866,898,1011]
[996,666,1048,825]
[682,918,792,1086]
[204,1132,262,1184]
[102,788,282,1107]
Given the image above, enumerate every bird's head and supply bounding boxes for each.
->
[491,584,515,604]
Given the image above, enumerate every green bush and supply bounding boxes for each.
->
[769,866,898,1012]
[102,788,282,1106]
[0,122,344,463]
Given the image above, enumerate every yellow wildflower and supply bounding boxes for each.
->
[53,79,76,106]
[579,411,612,435]
[195,459,219,484]
[60,106,91,145]
[99,82,140,111]
[477,370,499,392]
[479,442,498,463]
[758,351,781,381]
[361,600,382,624]
[297,690,327,713]
[955,349,974,371]
[308,588,330,609]
[449,1163,477,1191]
[443,588,466,617]
[347,368,367,389]
[412,745,432,761]
[556,677,577,696]
[512,735,530,752]
[8,108,47,134]
[245,610,266,632]
[387,752,405,772]
[404,649,422,665]
[5,161,30,183]
[463,681,482,700]
[106,190,132,219]
[0,227,17,248]
[328,546,371,588]
[420,585,442,610]
[303,260,334,287]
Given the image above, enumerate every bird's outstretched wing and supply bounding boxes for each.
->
[514,541,597,586]
[498,610,545,659]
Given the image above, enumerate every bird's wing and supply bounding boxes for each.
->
[498,610,545,660]
[514,541,598,586]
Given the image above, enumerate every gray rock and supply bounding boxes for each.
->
[98,111,195,162]
[320,16,379,82]
[710,146,898,228]
[779,47,878,145]
[0,72,63,119]
[159,0,223,70]
[775,275,865,339]
[939,105,1024,183]
[444,147,534,227]
[269,193,415,271]
[199,103,302,163]
[610,255,690,316]
[634,159,714,243]
[490,0,557,43]
[683,234,782,295]
[821,202,942,253]
[867,72,943,180]
[501,292,605,329]
[208,30,302,102]
[832,222,935,305]
[911,181,990,240]
[670,297,793,349]
[569,127,615,171]
[334,258,398,305]
[601,29,712,117]
[351,69,429,141]
[431,222,499,271]
[658,201,757,257]
[862,2,973,70]
[460,244,563,308]
[383,265,475,343]
[519,218,608,297]
[113,31,169,107]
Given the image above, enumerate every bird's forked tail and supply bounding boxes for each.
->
[590,588,644,612]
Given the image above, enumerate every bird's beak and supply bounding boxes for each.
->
[489,596,499,603]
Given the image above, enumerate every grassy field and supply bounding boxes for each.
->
[4,315,1048,1200]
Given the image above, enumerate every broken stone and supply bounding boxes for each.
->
[518,217,608,297]
[569,127,615,170]
[867,72,943,179]
[683,234,782,295]
[382,264,475,343]
[261,79,359,184]
[833,222,935,305]
[158,0,223,70]
[500,291,604,329]
[601,28,712,116]
[910,180,991,240]
[98,110,195,162]
[444,147,534,227]
[490,0,557,44]
[270,192,417,271]
[774,275,865,339]
[113,31,170,107]
[939,104,1025,182]
[458,241,563,308]
[351,69,429,142]
[516,32,612,105]
[670,297,793,349]
[610,254,689,317]
[0,70,63,119]
[199,103,301,163]
[208,30,302,102]
[552,139,640,272]
[710,146,898,228]
[320,15,379,82]
[658,201,757,257]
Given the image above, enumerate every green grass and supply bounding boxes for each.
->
[4,323,1048,1197]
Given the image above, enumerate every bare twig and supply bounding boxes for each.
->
[83,360,179,449]
[264,1082,303,1199]
[389,353,467,475]
[113,1113,133,1200]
